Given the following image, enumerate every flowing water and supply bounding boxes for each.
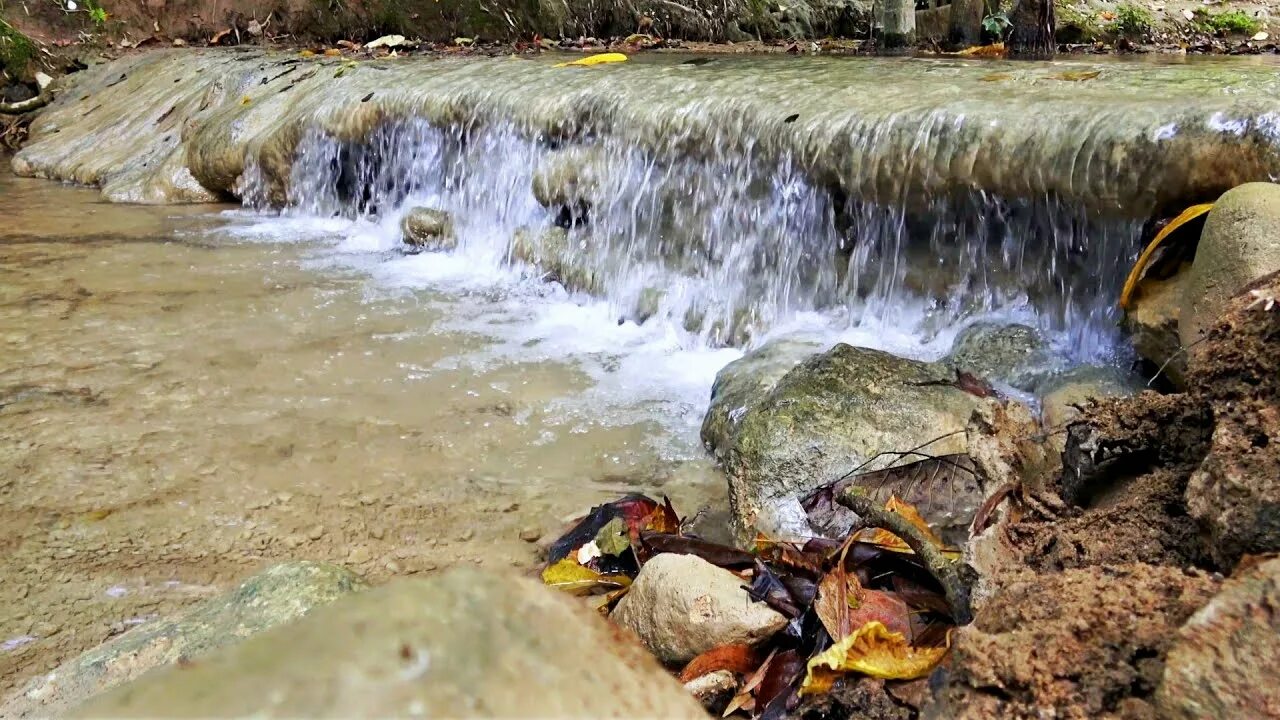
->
[4,50,1280,699]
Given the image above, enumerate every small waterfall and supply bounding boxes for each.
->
[263,117,1142,359]
[20,50,1280,361]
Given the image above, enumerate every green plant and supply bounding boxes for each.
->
[83,0,108,26]
[1195,9,1261,35]
[0,17,36,78]
[1113,3,1153,39]
[982,11,1012,38]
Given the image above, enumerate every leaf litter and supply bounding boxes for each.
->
[538,490,963,716]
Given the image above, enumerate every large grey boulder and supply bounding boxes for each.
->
[713,342,991,539]
[71,569,705,718]
[1156,558,1280,719]
[1180,182,1280,345]
[701,338,824,458]
[4,561,365,718]
[611,553,787,665]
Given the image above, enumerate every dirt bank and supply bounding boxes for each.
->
[929,271,1280,718]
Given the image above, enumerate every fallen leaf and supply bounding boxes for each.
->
[953,43,1006,57]
[1050,70,1101,81]
[240,95,252,105]
[541,557,631,595]
[679,644,760,683]
[594,517,631,556]
[1119,203,1214,310]
[724,649,777,716]
[455,37,475,46]
[980,72,1012,82]
[816,567,912,640]
[643,496,681,535]
[623,33,653,44]
[554,52,629,67]
[756,649,805,711]
[211,28,232,44]
[641,532,756,569]
[802,455,979,540]
[800,622,949,694]
[324,48,342,57]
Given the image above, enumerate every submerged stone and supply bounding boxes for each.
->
[945,322,1060,392]
[400,206,456,250]
[3,561,365,718]
[70,569,705,718]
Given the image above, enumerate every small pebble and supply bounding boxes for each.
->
[458,529,475,542]
[385,560,402,573]
[347,547,371,564]
[519,527,541,543]
[307,525,325,541]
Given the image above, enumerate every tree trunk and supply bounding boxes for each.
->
[878,0,917,49]
[947,0,986,48]
[1007,0,1055,57]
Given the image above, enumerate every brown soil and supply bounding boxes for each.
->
[927,272,1280,719]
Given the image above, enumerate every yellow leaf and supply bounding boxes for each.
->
[855,496,959,559]
[1051,70,1101,81]
[540,557,631,595]
[554,52,629,68]
[953,43,1006,57]
[800,622,948,693]
[1119,203,1214,310]
[240,95,252,105]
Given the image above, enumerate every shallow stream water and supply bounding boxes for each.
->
[4,49,1280,698]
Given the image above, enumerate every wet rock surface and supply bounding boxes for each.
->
[945,322,1058,392]
[1180,182,1280,345]
[71,568,705,718]
[700,338,823,459]
[713,342,989,538]
[400,206,456,250]
[611,552,787,664]
[1156,557,1280,720]
[2,561,366,718]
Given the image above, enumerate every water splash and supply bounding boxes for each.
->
[261,118,1141,360]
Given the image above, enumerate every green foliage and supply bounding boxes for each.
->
[1195,9,1261,34]
[0,17,36,79]
[1054,1,1102,42]
[1113,3,1153,39]
[982,11,1012,37]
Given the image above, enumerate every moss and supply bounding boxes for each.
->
[0,17,36,80]
[1054,1,1101,43]
[1194,9,1261,35]
[1113,2,1153,40]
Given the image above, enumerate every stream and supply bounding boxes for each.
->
[4,49,1280,697]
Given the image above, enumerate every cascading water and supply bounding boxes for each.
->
[256,116,1142,363]
[15,49,1280,403]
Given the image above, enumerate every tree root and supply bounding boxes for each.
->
[837,486,974,625]
[0,90,49,115]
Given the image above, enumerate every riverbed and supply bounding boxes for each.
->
[4,47,1280,700]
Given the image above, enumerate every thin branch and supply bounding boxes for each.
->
[837,486,973,624]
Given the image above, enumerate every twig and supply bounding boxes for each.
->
[1147,336,1208,387]
[837,486,973,624]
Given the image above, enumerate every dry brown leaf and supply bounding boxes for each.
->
[954,43,1006,57]
[800,622,949,695]
[723,648,776,716]
[679,644,760,683]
